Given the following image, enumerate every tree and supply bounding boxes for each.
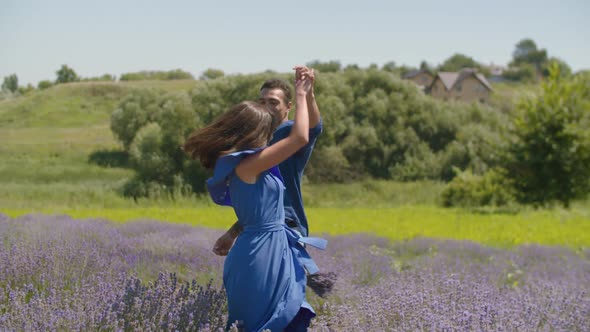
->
[419,60,431,71]
[509,38,552,78]
[2,74,18,93]
[81,74,116,82]
[438,53,480,72]
[110,89,204,198]
[165,69,193,80]
[18,84,35,95]
[504,63,590,207]
[502,64,537,83]
[306,60,342,73]
[381,61,396,72]
[344,64,360,71]
[398,65,417,78]
[200,68,225,80]
[37,80,54,90]
[56,65,79,83]
[110,89,161,150]
[510,38,548,78]
[120,70,193,81]
[542,57,571,78]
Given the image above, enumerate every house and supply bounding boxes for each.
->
[427,68,493,103]
[402,69,434,90]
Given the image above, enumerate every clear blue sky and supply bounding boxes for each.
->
[1,0,589,85]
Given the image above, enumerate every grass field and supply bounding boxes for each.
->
[3,205,590,249]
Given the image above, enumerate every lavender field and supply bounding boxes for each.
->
[1,213,588,331]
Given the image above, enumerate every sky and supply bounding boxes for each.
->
[1,0,589,86]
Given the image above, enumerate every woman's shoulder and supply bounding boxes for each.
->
[206,148,265,206]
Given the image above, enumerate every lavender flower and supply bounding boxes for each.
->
[1,213,588,331]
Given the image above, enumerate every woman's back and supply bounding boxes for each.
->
[229,169,285,229]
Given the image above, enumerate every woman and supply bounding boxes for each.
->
[183,67,326,331]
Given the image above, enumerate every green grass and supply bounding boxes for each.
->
[0,124,134,208]
[0,80,199,128]
[303,180,446,207]
[2,205,589,249]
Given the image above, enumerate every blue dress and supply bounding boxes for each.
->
[207,149,327,332]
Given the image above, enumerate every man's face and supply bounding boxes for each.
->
[259,88,291,123]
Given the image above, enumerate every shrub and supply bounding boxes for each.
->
[37,80,54,90]
[119,70,193,81]
[306,146,357,183]
[88,149,129,168]
[110,89,161,150]
[503,63,590,207]
[441,168,516,207]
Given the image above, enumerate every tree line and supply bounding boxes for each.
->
[106,63,590,208]
[2,38,577,99]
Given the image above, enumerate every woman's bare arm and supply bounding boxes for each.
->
[236,69,311,183]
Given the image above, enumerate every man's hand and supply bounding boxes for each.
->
[213,231,237,256]
[294,66,315,89]
[294,67,312,95]
[294,65,320,127]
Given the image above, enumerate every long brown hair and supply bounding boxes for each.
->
[183,101,280,169]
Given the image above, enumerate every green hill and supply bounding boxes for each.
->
[0,80,202,208]
[0,80,199,128]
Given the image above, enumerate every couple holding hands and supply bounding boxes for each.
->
[184,65,333,331]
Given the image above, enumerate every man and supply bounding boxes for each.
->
[213,66,321,255]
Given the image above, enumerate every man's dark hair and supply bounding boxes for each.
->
[260,79,293,103]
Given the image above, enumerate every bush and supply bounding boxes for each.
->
[110,89,203,198]
[306,146,358,183]
[81,74,116,82]
[389,142,442,181]
[107,66,512,198]
[128,123,175,182]
[503,63,590,207]
[37,80,54,90]
[2,74,18,92]
[199,68,225,80]
[502,64,537,83]
[88,149,129,168]
[119,70,194,81]
[441,168,516,207]
[110,89,161,150]
[55,64,79,83]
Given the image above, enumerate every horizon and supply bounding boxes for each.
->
[2,0,589,86]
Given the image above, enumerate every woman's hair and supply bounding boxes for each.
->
[183,101,281,169]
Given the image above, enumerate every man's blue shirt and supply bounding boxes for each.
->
[270,119,322,237]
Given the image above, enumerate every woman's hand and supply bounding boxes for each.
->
[294,66,312,95]
[213,231,236,256]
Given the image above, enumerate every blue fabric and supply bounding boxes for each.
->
[206,148,283,207]
[207,150,326,331]
[270,119,323,236]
